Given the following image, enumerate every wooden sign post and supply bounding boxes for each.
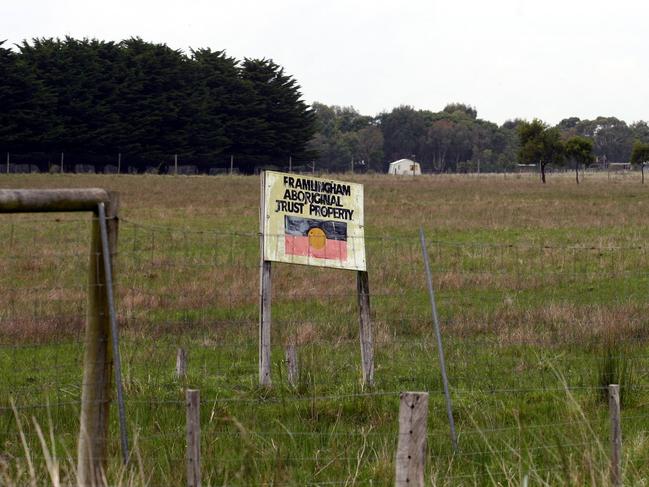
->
[357,270,373,385]
[259,171,373,387]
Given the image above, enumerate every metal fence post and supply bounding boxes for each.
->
[419,227,458,451]
[98,199,129,465]
[609,384,622,487]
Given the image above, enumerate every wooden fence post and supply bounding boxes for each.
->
[395,392,429,487]
[176,348,188,379]
[609,384,622,487]
[642,163,645,185]
[285,343,298,387]
[78,191,119,486]
[0,189,122,486]
[357,270,374,387]
[186,389,201,487]
[259,171,272,386]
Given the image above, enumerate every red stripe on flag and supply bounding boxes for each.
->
[285,236,347,261]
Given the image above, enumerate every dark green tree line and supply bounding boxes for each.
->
[0,37,315,173]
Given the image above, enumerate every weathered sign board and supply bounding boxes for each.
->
[258,171,373,388]
[261,171,366,271]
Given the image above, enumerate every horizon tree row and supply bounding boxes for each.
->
[2,36,648,175]
[0,37,315,173]
[308,104,649,174]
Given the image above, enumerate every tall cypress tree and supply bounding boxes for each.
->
[0,41,58,154]
[114,38,193,165]
[238,58,315,171]
[187,49,239,161]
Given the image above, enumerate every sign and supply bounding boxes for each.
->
[261,171,366,271]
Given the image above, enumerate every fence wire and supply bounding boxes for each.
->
[1,215,649,485]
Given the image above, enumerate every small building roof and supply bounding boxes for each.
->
[389,158,418,166]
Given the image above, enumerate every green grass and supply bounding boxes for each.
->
[1,172,649,485]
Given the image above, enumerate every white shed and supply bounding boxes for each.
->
[388,159,421,175]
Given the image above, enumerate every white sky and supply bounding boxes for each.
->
[2,0,647,125]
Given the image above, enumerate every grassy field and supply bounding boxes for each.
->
[1,171,649,485]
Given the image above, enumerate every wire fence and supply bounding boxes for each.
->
[1,152,319,176]
[1,214,649,485]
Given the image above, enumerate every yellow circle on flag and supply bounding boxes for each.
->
[307,227,326,249]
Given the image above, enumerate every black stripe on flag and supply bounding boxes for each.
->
[284,215,347,241]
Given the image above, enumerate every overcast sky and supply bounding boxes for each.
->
[3,0,647,125]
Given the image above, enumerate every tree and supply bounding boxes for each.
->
[378,106,430,167]
[354,126,383,171]
[630,141,649,184]
[115,38,193,164]
[422,119,455,171]
[564,136,594,184]
[187,48,241,161]
[631,141,649,164]
[378,105,519,173]
[239,58,315,171]
[572,117,633,162]
[557,117,581,131]
[502,119,524,131]
[19,38,128,156]
[631,121,649,143]
[518,119,564,183]
[0,41,57,155]
[443,102,477,119]
[308,103,374,172]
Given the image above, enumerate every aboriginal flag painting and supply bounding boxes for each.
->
[284,215,348,261]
